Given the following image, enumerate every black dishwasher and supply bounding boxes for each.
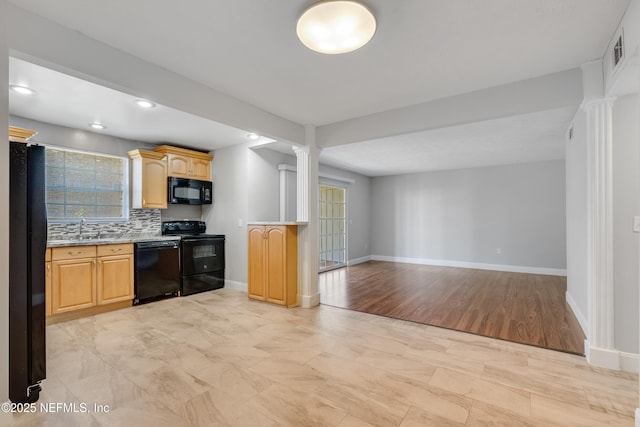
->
[134,240,180,305]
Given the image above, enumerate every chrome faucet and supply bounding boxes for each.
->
[78,218,85,238]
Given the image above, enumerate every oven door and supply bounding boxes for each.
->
[181,237,225,275]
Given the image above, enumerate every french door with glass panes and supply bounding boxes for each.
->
[319,185,347,272]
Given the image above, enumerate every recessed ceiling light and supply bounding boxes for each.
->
[9,84,37,95]
[297,0,377,54]
[134,99,156,109]
[89,122,106,130]
[248,133,260,140]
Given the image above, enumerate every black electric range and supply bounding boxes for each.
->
[162,221,225,296]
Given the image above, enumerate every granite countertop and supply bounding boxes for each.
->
[47,234,181,248]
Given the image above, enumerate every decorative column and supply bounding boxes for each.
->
[293,124,321,308]
[585,97,617,369]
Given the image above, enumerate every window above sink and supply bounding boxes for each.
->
[45,146,129,223]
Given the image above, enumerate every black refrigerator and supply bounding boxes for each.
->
[9,141,46,403]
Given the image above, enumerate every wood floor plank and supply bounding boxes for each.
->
[319,261,586,355]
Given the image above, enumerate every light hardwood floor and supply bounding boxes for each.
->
[2,289,636,426]
[319,261,586,355]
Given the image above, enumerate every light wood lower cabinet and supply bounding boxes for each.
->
[97,244,134,305]
[49,243,134,323]
[248,224,298,307]
[51,246,97,314]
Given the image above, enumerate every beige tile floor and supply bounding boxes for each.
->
[1,289,637,426]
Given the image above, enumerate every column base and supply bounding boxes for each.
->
[298,293,320,308]
[586,341,620,370]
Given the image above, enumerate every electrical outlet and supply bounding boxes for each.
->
[633,216,640,233]
[135,220,142,228]
[496,248,502,255]
[237,218,243,227]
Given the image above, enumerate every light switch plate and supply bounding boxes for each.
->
[633,216,640,233]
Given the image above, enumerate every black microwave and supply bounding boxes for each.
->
[168,177,213,205]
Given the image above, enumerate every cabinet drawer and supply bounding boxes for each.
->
[52,246,97,261]
[97,243,133,257]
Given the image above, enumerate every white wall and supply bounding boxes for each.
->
[371,160,567,273]
[203,143,250,286]
[612,94,640,354]
[1,0,9,403]
[565,108,589,331]
[248,148,286,223]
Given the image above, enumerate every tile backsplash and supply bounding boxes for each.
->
[47,209,161,240]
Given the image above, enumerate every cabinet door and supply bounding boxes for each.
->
[142,158,168,208]
[191,158,211,181]
[265,226,287,305]
[97,254,134,305]
[51,258,96,314]
[167,154,190,178]
[248,226,266,300]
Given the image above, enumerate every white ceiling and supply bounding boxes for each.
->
[321,107,576,176]
[7,0,631,176]
[9,58,275,150]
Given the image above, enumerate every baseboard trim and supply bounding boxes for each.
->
[224,280,247,293]
[584,341,639,373]
[620,351,640,374]
[370,255,567,276]
[347,256,371,266]
[565,291,588,336]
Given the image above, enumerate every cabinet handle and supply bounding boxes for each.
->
[110,248,122,252]
[143,199,146,205]
[93,260,96,267]
[68,250,83,256]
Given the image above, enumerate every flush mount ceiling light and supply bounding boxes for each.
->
[89,122,106,130]
[296,0,377,54]
[134,99,156,109]
[248,132,260,140]
[10,84,37,95]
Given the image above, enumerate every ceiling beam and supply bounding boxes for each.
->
[316,68,583,148]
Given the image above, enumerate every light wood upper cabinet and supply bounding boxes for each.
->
[247,224,298,307]
[190,157,211,181]
[166,153,190,177]
[128,149,168,209]
[154,145,213,181]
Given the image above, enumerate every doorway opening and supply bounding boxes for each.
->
[319,184,347,272]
